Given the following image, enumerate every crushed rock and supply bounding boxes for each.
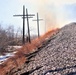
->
[15,23,76,75]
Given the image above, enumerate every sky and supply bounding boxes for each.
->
[0,0,76,35]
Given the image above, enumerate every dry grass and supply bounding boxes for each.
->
[0,28,59,75]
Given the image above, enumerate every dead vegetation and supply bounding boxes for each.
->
[0,28,59,75]
[20,23,76,75]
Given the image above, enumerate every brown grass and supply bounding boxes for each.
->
[0,28,59,75]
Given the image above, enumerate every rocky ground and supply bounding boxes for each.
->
[14,23,76,75]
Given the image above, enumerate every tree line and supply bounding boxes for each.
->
[0,25,21,52]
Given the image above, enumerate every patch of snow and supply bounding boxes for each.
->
[8,46,22,49]
[0,53,15,64]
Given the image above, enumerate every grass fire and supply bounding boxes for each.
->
[0,0,76,75]
[0,28,59,75]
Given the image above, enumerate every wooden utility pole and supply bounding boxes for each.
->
[23,5,25,44]
[33,13,43,37]
[26,8,34,43]
[13,5,35,44]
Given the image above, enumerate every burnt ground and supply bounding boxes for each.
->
[12,23,76,75]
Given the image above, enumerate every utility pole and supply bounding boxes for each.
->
[23,6,25,44]
[26,8,34,43]
[45,18,46,33]
[33,13,43,37]
[13,5,35,44]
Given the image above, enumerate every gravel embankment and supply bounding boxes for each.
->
[15,23,76,75]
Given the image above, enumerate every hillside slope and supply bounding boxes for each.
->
[0,28,58,75]
[19,23,76,75]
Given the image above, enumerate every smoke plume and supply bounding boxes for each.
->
[37,0,58,33]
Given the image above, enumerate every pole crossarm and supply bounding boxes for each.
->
[22,17,33,18]
[13,15,33,18]
[33,19,43,21]
[13,14,35,16]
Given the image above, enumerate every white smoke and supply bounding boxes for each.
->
[19,0,76,34]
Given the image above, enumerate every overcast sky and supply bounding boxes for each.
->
[0,0,76,34]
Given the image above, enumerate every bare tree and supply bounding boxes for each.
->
[0,25,8,53]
